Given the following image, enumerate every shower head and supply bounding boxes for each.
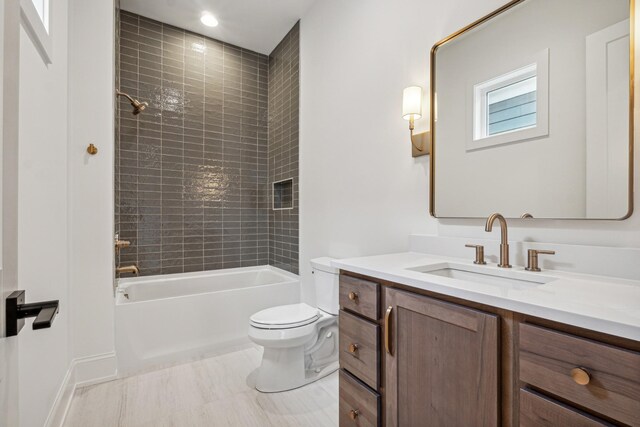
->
[116,90,148,116]
[130,99,147,115]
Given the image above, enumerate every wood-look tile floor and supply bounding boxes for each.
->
[64,346,338,427]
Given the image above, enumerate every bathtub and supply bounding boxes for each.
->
[115,266,300,375]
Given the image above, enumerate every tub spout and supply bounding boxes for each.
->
[116,265,139,276]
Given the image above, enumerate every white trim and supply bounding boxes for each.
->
[467,48,549,151]
[20,0,52,64]
[72,352,118,388]
[43,363,74,427]
[44,352,118,427]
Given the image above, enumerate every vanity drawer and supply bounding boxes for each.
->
[339,275,379,321]
[519,323,640,426]
[339,369,380,427]
[519,389,612,427]
[339,310,379,390]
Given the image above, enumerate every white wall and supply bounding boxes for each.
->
[299,0,640,304]
[67,0,116,376]
[17,0,71,425]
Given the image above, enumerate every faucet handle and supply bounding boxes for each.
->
[115,239,131,254]
[526,249,556,272]
[465,244,487,265]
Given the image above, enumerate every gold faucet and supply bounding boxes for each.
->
[116,265,139,276]
[485,213,511,268]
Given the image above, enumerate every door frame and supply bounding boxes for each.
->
[0,0,21,425]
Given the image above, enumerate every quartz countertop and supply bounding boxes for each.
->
[331,252,640,341]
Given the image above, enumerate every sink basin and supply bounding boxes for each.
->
[408,263,555,290]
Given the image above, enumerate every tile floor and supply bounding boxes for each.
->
[64,346,338,427]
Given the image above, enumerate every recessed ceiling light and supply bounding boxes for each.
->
[200,12,218,27]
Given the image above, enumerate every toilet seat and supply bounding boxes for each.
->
[250,303,320,330]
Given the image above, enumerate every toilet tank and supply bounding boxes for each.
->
[310,257,339,315]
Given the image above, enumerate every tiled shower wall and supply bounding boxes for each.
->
[116,11,270,275]
[115,12,299,276]
[268,23,300,274]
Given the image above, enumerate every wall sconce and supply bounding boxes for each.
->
[402,86,430,157]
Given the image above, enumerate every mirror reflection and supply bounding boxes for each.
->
[432,0,632,219]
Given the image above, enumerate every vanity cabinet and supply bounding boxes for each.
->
[519,323,640,426]
[519,389,612,427]
[383,288,499,427]
[338,271,640,427]
[338,275,382,425]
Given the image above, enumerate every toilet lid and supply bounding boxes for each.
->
[250,303,320,329]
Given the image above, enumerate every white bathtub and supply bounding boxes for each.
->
[115,266,300,375]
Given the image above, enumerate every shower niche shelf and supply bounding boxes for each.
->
[273,178,294,210]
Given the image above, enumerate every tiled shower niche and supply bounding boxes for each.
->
[115,12,299,276]
[273,179,294,210]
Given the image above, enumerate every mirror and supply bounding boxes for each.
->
[430,0,633,219]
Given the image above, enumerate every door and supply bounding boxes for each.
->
[0,0,21,425]
[586,19,631,218]
[384,288,499,427]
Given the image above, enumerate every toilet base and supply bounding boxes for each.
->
[254,321,339,393]
[255,348,338,393]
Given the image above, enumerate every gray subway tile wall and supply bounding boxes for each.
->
[115,12,299,276]
[268,23,300,274]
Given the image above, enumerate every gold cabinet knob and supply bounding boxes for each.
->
[348,291,358,301]
[86,143,98,155]
[348,343,359,354]
[570,367,591,385]
[348,409,359,420]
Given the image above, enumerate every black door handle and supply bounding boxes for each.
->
[5,290,59,336]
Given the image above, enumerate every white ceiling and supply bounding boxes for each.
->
[120,0,316,55]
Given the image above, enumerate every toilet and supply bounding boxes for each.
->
[248,257,339,392]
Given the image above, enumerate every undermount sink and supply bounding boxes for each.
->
[407,263,556,290]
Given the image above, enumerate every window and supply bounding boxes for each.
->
[31,0,49,31]
[20,0,52,63]
[469,49,549,151]
[487,74,536,136]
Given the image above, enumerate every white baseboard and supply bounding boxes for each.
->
[43,364,74,427]
[44,352,117,427]
[73,352,118,388]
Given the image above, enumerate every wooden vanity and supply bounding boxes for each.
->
[337,272,640,427]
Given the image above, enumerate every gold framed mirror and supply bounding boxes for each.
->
[430,0,634,220]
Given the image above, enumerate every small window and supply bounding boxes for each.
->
[31,0,49,31]
[469,49,549,151]
[20,0,52,64]
[487,75,536,136]
[474,63,537,140]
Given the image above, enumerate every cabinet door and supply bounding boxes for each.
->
[384,288,499,427]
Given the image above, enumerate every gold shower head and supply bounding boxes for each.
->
[116,89,148,116]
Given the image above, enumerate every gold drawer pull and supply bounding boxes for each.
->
[570,367,591,385]
[348,343,359,354]
[349,409,360,420]
[385,305,393,355]
[348,291,358,302]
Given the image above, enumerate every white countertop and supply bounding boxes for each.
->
[332,252,640,341]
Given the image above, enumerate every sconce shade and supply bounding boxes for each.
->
[402,86,422,120]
